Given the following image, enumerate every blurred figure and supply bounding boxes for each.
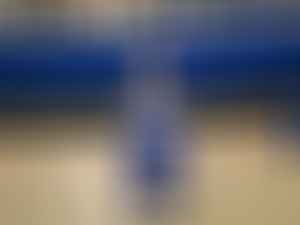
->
[124,73,186,218]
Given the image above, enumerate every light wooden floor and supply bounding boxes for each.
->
[0,108,300,225]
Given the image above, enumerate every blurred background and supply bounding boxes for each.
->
[0,0,300,225]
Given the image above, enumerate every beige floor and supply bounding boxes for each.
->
[0,108,300,225]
